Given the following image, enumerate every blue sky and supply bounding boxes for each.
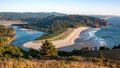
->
[0,0,120,15]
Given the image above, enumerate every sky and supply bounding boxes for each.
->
[0,0,120,16]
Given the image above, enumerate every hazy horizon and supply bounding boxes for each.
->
[0,0,120,16]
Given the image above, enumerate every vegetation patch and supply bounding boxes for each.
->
[0,25,15,46]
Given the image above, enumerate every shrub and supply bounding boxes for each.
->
[4,54,11,59]
[68,56,78,61]
[97,53,104,60]
[103,59,111,63]
[0,45,24,59]
[4,45,23,58]
[80,47,89,53]
[92,58,103,64]
[28,55,33,59]
[29,48,39,58]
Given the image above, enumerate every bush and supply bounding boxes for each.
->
[68,56,78,61]
[29,48,39,58]
[4,54,11,59]
[92,58,103,64]
[97,53,104,60]
[80,47,89,53]
[0,45,24,59]
[103,59,111,63]
[4,45,23,58]
[28,55,33,59]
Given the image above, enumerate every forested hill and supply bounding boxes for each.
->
[17,15,110,29]
[0,12,66,21]
[0,25,15,46]
[42,15,109,28]
[15,15,110,40]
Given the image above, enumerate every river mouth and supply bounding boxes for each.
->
[10,26,44,47]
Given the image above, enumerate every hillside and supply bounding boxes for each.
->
[14,15,110,40]
[0,12,66,22]
[0,25,15,46]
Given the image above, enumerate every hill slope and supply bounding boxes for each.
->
[0,12,66,22]
[0,25,15,46]
[15,15,109,40]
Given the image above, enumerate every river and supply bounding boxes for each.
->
[10,26,44,48]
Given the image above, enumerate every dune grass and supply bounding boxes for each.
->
[35,28,74,43]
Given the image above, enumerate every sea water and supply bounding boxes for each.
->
[95,16,120,48]
[80,16,120,49]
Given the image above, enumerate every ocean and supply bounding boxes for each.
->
[80,16,120,49]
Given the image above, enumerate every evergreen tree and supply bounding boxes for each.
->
[99,46,109,50]
[39,40,58,57]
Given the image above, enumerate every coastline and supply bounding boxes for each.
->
[23,27,90,51]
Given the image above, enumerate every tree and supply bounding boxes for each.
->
[112,45,120,49]
[112,45,118,49]
[29,48,39,58]
[99,46,109,50]
[39,40,58,57]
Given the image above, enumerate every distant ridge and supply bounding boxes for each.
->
[0,12,67,21]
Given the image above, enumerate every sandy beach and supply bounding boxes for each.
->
[23,27,90,51]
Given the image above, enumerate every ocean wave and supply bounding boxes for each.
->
[81,28,107,49]
[83,28,101,40]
